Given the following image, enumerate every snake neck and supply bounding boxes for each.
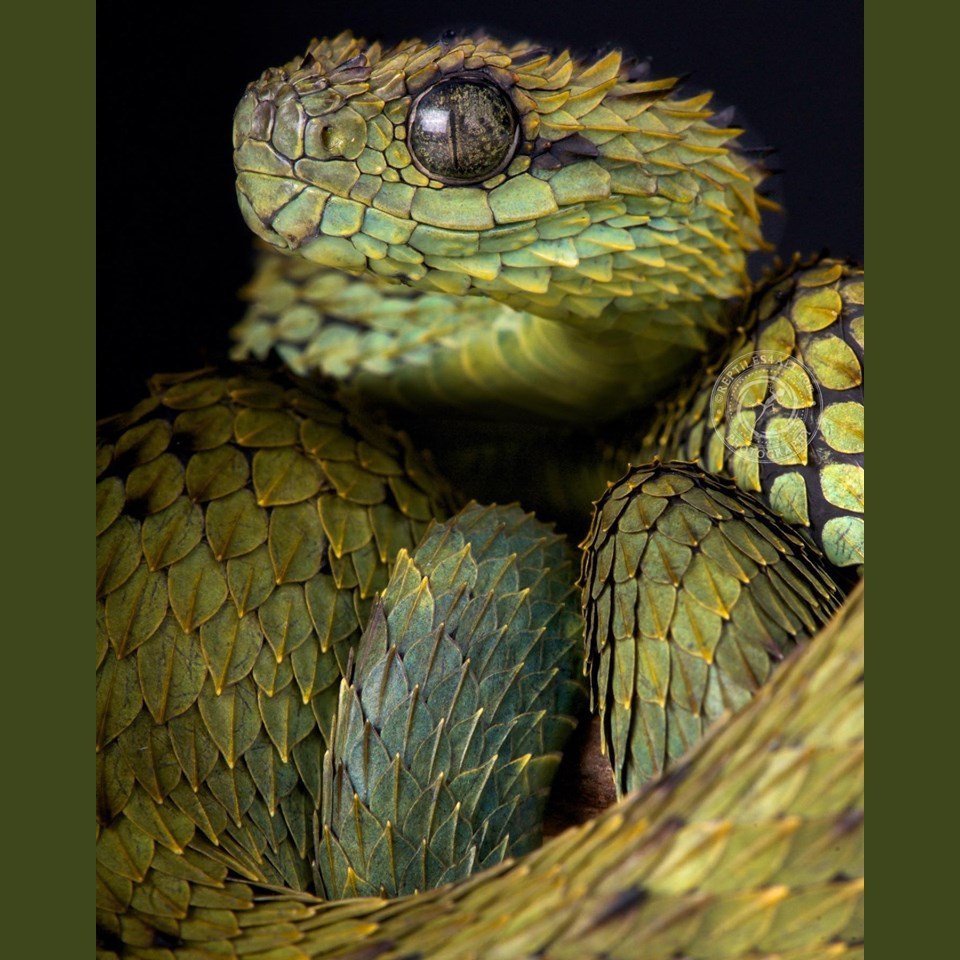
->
[233,253,738,424]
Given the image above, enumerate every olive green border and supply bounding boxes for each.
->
[8,4,91,952]
[866,5,940,956]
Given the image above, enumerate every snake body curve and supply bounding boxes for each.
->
[96,30,864,959]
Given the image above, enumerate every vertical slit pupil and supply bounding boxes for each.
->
[408,77,518,184]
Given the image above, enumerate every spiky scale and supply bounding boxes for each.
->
[232,253,709,424]
[95,368,454,943]
[581,461,843,796]
[237,33,764,326]
[98,29,865,959]
[105,587,862,959]
[317,503,587,898]
[231,28,773,424]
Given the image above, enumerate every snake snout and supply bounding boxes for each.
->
[232,81,317,252]
[232,57,376,260]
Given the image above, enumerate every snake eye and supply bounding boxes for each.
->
[408,77,519,184]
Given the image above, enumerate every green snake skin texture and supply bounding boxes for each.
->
[231,31,773,422]
[319,504,586,897]
[96,28,864,959]
[643,256,865,568]
[96,370,454,936]
[233,33,765,324]
[232,253,700,422]
[581,462,842,795]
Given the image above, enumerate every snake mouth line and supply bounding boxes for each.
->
[235,168,506,270]
[234,166,519,238]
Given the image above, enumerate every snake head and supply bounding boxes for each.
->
[234,31,771,332]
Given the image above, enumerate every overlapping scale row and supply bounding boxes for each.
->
[317,503,586,898]
[581,461,842,795]
[106,586,864,959]
[232,254,700,422]
[234,31,769,339]
[646,256,865,567]
[95,368,454,944]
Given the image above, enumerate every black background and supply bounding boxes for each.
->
[97,0,863,416]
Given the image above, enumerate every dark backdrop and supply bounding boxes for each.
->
[97,0,863,416]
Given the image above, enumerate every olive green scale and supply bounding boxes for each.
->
[99,576,864,959]
[96,27,865,960]
[581,461,843,795]
[644,256,865,568]
[554,256,866,567]
[96,369,454,941]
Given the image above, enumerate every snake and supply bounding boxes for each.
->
[96,30,864,959]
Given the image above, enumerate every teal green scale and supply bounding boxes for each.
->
[317,503,586,897]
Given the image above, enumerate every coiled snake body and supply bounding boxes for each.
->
[96,31,864,959]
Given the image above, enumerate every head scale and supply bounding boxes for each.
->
[234,31,770,332]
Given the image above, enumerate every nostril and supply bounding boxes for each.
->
[304,118,333,158]
[302,109,367,161]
